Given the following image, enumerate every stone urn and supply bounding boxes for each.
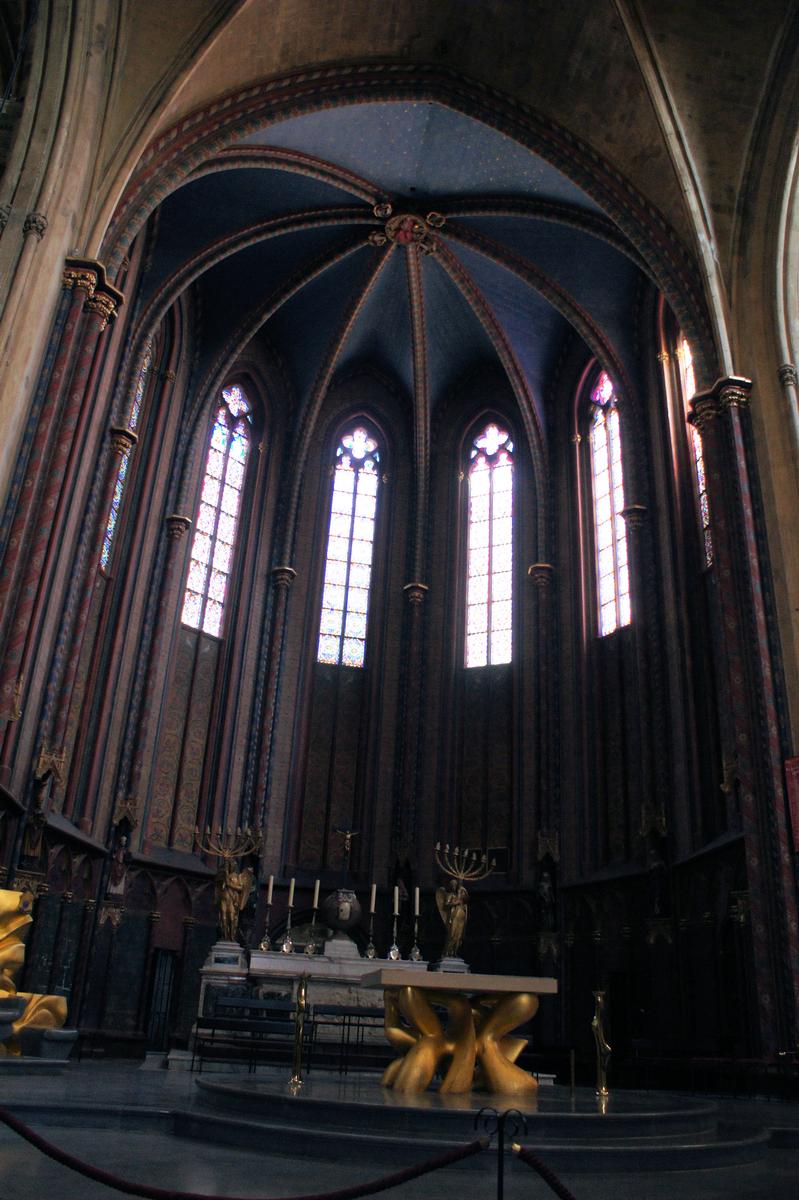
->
[321,887,362,935]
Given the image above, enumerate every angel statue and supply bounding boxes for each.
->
[195,824,261,944]
[436,878,469,958]
[216,859,254,943]
[434,842,495,962]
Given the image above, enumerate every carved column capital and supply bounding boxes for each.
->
[271,565,297,590]
[621,504,647,530]
[85,285,123,330]
[527,562,555,588]
[778,363,797,388]
[688,389,721,431]
[109,426,137,456]
[23,212,47,241]
[403,581,429,604]
[62,264,98,296]
[717,376,752,412]
[165,514,191,540]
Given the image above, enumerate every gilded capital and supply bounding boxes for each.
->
[85,289,120,330]
[272,565,297,589]
[109,426,137,456]
[62,265,98,296]
[165,514,191,540]
[527,562,555,589]
[403,581,429,604]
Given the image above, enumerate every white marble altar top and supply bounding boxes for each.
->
[361,968,558,993]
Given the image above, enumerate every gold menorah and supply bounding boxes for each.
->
[195,825,262,942]
[434,842,495,883]
[195,824,261,860]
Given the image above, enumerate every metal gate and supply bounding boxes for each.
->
[145,949,177,1050]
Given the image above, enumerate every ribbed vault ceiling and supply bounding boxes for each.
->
[141,100,649,438]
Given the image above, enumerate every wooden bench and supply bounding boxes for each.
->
[191,997,300,1073]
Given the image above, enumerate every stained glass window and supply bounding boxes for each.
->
[465,422,513,667]
[317,426,380,668]
[181,384,252,637]
[677,336,712,566]
[590,372,630,636]
[100,344,152,572]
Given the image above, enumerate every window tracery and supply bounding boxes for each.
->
[465,421,514,668]
[317,425,381,669]
[181,384,252,638]
[589,371,630,636]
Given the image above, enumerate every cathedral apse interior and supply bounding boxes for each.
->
[0,0,798,1077]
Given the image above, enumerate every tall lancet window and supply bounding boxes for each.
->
[317,426,381,669]
[181,384,252,637]
[590,371,630,636]
[101,343,152,571]
[465,421,514,668]
[677,336,712,565]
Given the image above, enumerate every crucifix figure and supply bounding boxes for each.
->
[333,825,359,873]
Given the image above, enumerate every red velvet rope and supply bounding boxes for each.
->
[0,1104,487,1200]
[513,1144,579,1200]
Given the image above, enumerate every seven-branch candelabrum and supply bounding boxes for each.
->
[434,843,496,883]
[195,825,262,862]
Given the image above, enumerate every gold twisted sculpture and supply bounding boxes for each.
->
[381,984,539,1095]
[0,888,67,1055]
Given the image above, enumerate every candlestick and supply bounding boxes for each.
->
[258,899,273,951]
[369,883,376,914]
[288,877,295,907]
[365,909,377,959]
[266,875,274,905]
[281,891,294,954]
[393,885,399,916]
[414,886,420,917]
[305,902,319,956]
[409,914,422,962]
[312,878,320,909]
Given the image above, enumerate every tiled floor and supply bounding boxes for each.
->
[0,1063,796,1200]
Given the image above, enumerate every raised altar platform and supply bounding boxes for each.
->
[183,1072,772,1172]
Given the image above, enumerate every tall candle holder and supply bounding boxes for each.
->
[281,905,294,953]
[305,905,319,956]
[365,910,377,959]
[387,911,401,961]
[258,899,273,951]
[409,915,422,962]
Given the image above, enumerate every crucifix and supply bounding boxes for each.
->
[333,825,359,873]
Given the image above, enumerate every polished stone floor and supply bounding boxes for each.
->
[0,1063,796,1200]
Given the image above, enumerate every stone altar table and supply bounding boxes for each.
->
[363,968,557,1096]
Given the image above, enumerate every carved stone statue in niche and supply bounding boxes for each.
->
[107,836,129,897]
[537,866,556,931]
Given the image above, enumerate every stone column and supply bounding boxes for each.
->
[391,581,428,860]
[528,563,554,844]
[0,270,122,772]
[689,376,799,1054]
[130,514,191,850]
[255,564,296,840]
[0,263,97,725]
[54,428,138,809]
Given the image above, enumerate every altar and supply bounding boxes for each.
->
[363,967,557,1096]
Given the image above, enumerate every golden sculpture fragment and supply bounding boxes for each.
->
[0,888,67,1055]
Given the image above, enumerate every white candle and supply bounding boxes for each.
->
[414,886,420,917]
[288,877,295,907]
[266,875,274,904]
[369,883,376,914]
[312,879,320,909]
[393,885,399,916]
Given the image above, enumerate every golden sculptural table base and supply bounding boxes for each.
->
[363,969,557,1096]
